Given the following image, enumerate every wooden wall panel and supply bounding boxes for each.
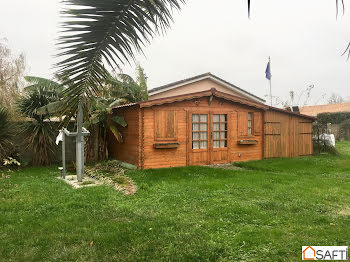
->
[154,110,177,140]
[110,99,314,169]
[108,106,140,167]
[142,97,265,169]
[264,109,313,158]
[238,112,248,137]
[254,112,262,135]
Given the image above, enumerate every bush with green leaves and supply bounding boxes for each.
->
[317,112,350,125]
[339,119,350,140]
[0,107,16,163]
[17,87,59,166]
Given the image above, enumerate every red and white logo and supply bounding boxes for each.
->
[302,246,348,260]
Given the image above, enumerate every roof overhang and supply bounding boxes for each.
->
[268,106,317,121]
[112,90,318,121]
[148,73,265,104]
[112,88,268,110]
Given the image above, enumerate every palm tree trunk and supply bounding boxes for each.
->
[76,98,84,182]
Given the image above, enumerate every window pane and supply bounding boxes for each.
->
[200,114,207,122]
[213,114,220,122]
[248,121,252,127]
[221,123,227,131]
[213,140,220,148]
[200,123,208,131]
[213,131,220,140]
[192,132,199,140]
[192,114,199,122]
[193,141,199,149]
[200,132,208,140]
[192,123,199,131]
[248,127,252,135]
[220,131,227,139]
[213,123,220,131]
[248,113,252,120]
[200,141,208,149]
[220,114,227,122]
[220,140,227,148]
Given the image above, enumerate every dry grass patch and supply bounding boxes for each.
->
[85,160,137,195]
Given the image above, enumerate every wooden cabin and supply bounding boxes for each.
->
[109,76,316,169]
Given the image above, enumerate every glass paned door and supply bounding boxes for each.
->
[192,114,208,149]
[189,112,229,165]
[212,114,227,148]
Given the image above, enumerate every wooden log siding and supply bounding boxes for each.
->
[264,109,314,158]
[108,106,140,166]
[109,88,315,169]
[140,97,264,169]
[154,110,177,140]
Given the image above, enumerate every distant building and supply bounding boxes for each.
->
[298,102,350,117]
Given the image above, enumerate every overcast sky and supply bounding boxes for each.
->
[1,0,349,106]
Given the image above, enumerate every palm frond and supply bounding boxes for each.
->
[109,124,123,142]
[342,42,350,60]
[24,76,65,93]
[111,115,127,127]
[248,0,251,18]
[17,87,60,120]
[55,0,184,117]
[336,0,346,19]
[108,98,128,108]
[55,0,184,118]
[36,100,64,115]
[118,74,137,85]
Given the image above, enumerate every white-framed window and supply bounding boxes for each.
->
[248,112,253,135]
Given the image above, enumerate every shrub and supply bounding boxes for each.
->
[0,107,16,163]
[313,139,340,155]
[317,112,350,125]
[338,119,350,141]
[17,87,57,166]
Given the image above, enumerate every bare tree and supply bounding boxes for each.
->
[0,38,26,114]
[274,85,320,107]
[328,93,344,104]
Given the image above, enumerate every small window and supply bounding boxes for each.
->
[248,113,253,135]
[192,114,208,149]
[213,114,227,148]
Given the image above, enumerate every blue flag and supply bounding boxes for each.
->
[265,61,272,80]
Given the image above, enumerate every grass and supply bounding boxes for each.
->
[1,142,350,261]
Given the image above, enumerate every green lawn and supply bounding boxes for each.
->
[1,142,350,261]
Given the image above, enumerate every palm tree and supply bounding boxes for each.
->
[85,65,148,161]
[54,0,184,179]
[85,96,127,161]
[56,0,183,118]
[17,86,60,166]
[107,65,149,104]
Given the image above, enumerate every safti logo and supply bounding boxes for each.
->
[302,246,348,260]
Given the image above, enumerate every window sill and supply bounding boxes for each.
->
[237,140,258,145]
[154,143,180,149]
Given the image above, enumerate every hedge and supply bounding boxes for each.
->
[317,112,350,124]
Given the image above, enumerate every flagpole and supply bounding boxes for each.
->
[269,57,272,106]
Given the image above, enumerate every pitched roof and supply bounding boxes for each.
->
[113,88,268,110]
[112,88,316,120]
[148,72,265,103]
[299,102,350,117]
